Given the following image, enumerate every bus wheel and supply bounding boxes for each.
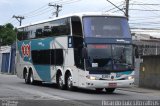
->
[95,88,104,92]
[66,73,74,90]
[57,74,65,89]
[24,72,29,84]
[29,72,35,85]
[105,88,115,93]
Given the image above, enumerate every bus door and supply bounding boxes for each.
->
[71,16,84,86]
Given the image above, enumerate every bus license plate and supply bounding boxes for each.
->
[108,83,117,87]
[102,74,110,78]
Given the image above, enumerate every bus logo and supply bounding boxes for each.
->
[21,42,31,59]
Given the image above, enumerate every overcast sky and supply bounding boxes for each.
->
[0,0,160,29]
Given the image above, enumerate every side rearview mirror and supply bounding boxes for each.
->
[82,48,87,59]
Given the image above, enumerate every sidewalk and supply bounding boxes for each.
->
[0,72,15,75]
[117,86,160,95]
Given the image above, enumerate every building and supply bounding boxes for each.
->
[131,29,160,87]
[0,43,16,74]
[132,29,160,56]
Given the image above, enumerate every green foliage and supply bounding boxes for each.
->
[0,23,16,45]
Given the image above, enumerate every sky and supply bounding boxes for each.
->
[0,0,160,29]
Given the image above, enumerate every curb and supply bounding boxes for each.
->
[117,88,149,93]
[117,87,160,94]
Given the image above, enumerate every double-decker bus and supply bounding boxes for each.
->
[16,12,134,93]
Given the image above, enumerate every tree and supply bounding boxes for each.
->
[0,23,16,45]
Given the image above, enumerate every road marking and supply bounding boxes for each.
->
[2,85,94,106]
[3,85,68,100]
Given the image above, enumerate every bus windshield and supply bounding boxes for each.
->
[85,44,133,71]
[83,16,131,38]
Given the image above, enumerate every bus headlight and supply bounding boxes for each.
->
[86,75,97,80]
[128,76,134,80]
[90,76,96,80]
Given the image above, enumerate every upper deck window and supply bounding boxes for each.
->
[83,16,131,38]
[17,18,71,41]
[17,28,29,40]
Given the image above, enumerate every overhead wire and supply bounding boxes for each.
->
[22,4,49,16]
[130,3,160,6]
[23,0,82,19]
[130,9,160,11]
[6,0,160,29]
[26,7,52,18]
[129,0,160,29]
[105,3,124,12]
[50,0,81,5]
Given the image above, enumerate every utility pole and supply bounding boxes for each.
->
[12,15,25,26]
[125,0,130,20]
[106,0,130,20]
[106,0,126,16]
[48,3,62,17]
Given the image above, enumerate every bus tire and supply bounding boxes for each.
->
[57,73,65,90]
[66,73,74,91]
[24,72,29,84]
[29,71,35,85]
[105,88,115,93]
[95,88,104,92]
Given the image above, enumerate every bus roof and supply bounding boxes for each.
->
[18,12,126,28]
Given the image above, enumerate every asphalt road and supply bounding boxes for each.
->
[0,74,160,106]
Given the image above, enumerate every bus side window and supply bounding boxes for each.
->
[32,50,50,65]
[51,26,59,36]
[36,28,43,38]
[50,18,70,36]
[17,31,28,40]
[50,49,64,65]
[43,26,51,37]
[71,17,82,37]
[29,30,36,39]
[17,27,28,40]
[55,49,64,65]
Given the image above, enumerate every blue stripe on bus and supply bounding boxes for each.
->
[34,65,51,82]
[31,38,53,50]
[17,37,53,62]
[119,71,133,75]
[89,70,133,75]
[17,37,54,82]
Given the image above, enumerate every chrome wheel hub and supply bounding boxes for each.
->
[59,75,63,87]
[30,74,33,83]
[67,76,72,89]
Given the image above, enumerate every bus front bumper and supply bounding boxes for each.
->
[85,79,134,88]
